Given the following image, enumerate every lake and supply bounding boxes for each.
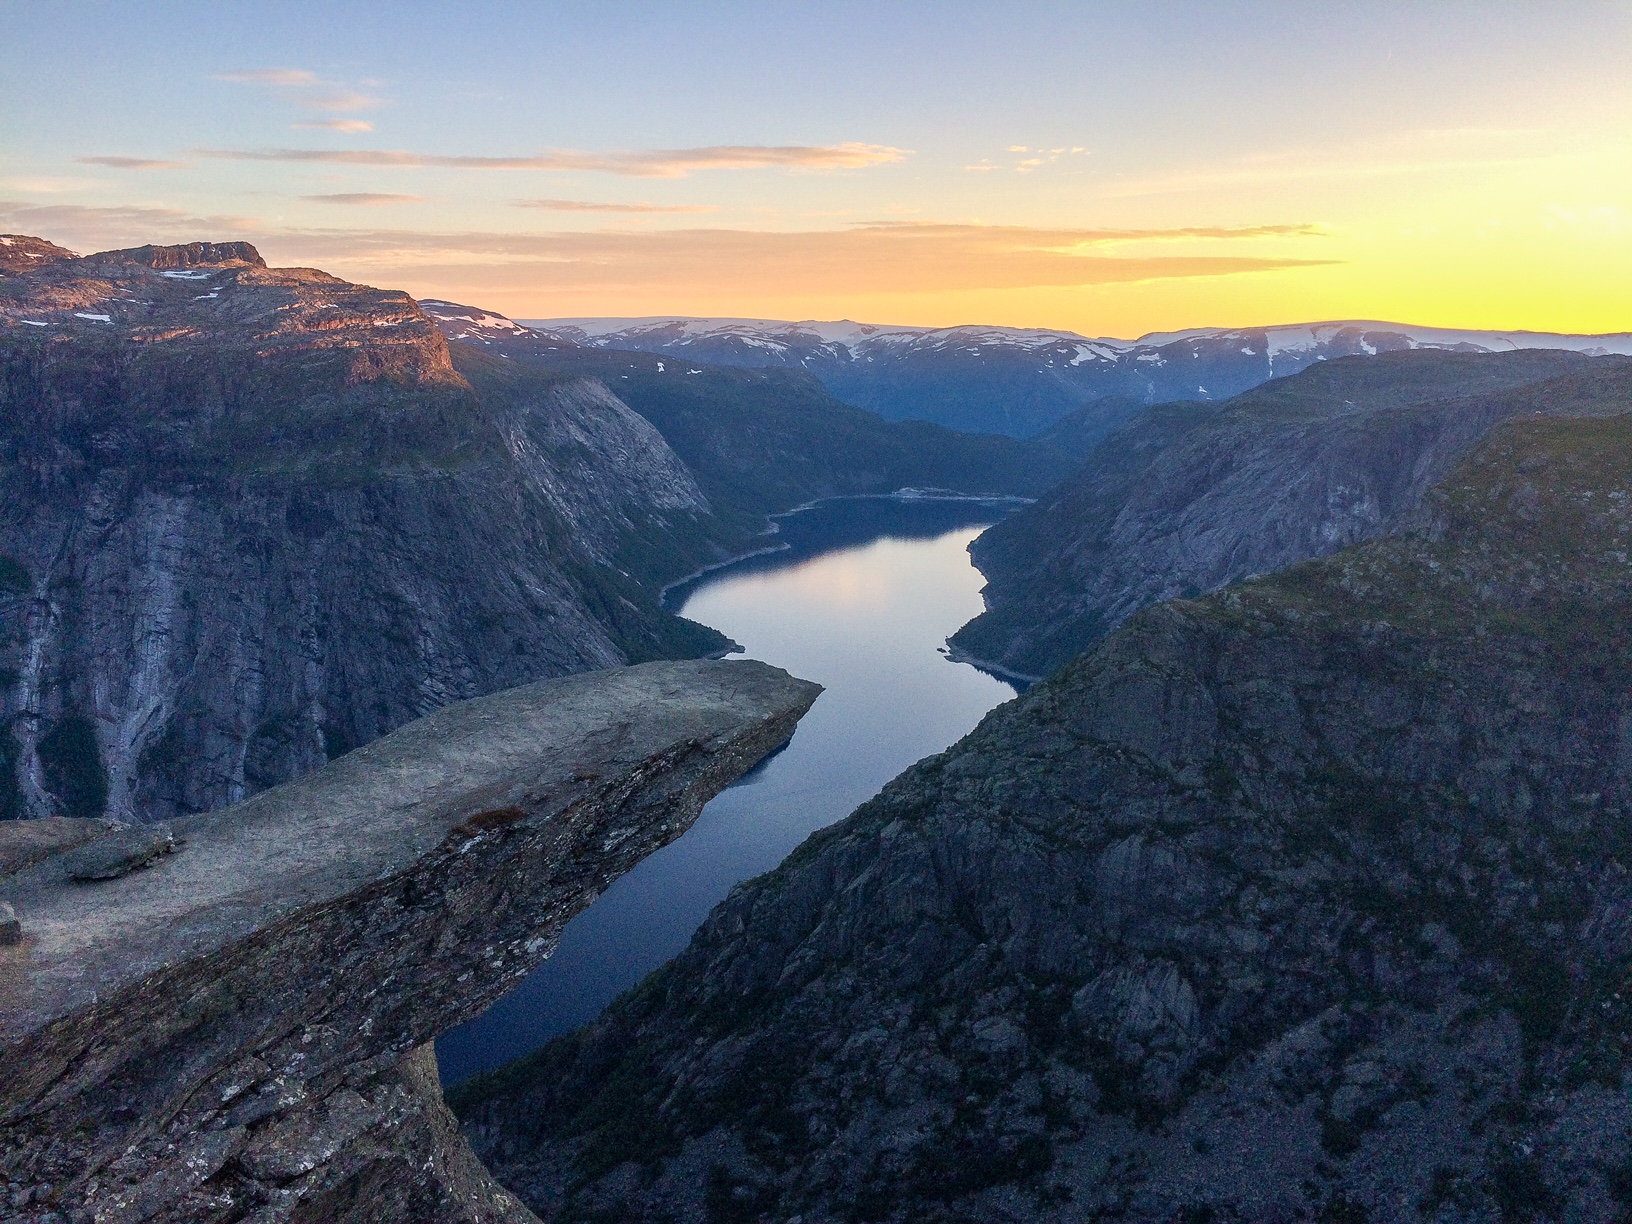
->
[436,496,1021,1085]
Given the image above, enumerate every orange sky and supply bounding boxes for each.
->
[4,3,1630,337]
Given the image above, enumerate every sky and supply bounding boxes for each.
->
[3,0,1630,337]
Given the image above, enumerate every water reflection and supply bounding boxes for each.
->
[436,497,1018,1084]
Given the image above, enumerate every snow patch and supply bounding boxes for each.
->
[74,312,112,322]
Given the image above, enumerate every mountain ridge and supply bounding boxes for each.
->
[503,310,1632,440]
[951,349,1632,680]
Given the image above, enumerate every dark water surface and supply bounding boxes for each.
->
[436,496,1020,1085]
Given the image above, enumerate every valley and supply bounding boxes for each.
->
[4,234,1632,1224]
[436,495,1020,1084]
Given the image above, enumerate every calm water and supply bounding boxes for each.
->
[436,497,1020,1085]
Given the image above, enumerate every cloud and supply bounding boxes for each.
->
[75,157,189,170]
[293,119,375,133]
[214,66,379,115]
[251,219,1332,299]
[196,142,909,178]
[515,198,718,214]
[302,193,423,206]
[0,201,261,251]
[215,68,317,86]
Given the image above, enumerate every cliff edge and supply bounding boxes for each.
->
[0,658,820,1223]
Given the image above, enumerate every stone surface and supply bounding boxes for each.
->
[459,413,1632,1222]
[0,658,820,1224]
[952,349,1632,679]
[58,824,174,882]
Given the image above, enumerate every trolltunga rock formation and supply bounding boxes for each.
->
[0,658,819,1223]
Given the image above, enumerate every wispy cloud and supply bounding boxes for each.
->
[215,68,316,86]
[293,119,375,133]
[196,143,908,178]
[0,201,260,250]
[515,198,718,214]
[76,156,190,171]
[302,193,423,206]
[214,66,380,116]
[251,219,1332,299]
[0,203,1327,305]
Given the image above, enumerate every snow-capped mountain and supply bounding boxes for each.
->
[425,300,1632,439]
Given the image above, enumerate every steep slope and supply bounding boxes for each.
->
[423,300,1076,517]
[455,407,1632,1224]
[0,240,730,825]
[953,350,1632,679]
[0,659,820,1224]
[521,313,1632,438]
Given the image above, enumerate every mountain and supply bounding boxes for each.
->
[453,401,1632,1223]
[952,349,1632,679]
[516,313,1632,439]
[0,239,737,825]
[421,299,1078,517]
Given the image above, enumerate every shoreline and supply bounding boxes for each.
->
[943,644,1042,690]
[658,489,1033,610]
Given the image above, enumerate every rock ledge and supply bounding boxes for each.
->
[0,658,819,1223]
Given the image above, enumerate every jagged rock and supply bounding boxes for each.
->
[0,658,820,1224]
[457,411,1632,1221]
[0,901,17,946]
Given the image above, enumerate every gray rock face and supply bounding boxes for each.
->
[0,239,731,825]
[0,658,820,1224]
[57,822,173,881]
[458,413,1632,1222]
[952,350,1632,679]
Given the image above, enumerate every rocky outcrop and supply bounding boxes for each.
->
[0,658,820,1224]
[457,411,1632,1222]
[952,350,1632,679]
[0,240,734,824]
[0,239,76,279]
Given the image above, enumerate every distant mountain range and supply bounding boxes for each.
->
[506,312,1632,439]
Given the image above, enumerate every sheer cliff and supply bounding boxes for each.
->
[457,409,1632,1222]
[952,349,1632,679]
[0,658,820,1224]
[0,239,733,825]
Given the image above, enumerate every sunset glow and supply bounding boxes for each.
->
[4,2,1629,336]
